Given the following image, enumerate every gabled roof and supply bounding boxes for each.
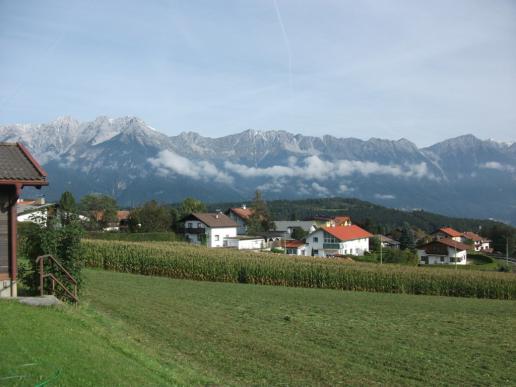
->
[285,240,306,248]
[375,234,400,245]
[189,212,238,228]
[274,220,317,232]
[333,216,351,225]
[462,231,488,242]
[433,227,462,238]
[228,207,254,220]
[117,210,130,221]
[419,238,471,251]
[0,143,48,185]
[321,225,373,241]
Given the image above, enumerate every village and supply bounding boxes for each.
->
[16,194,494,268]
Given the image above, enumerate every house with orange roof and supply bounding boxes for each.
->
[226,204,254,234]
[431,227,463,242]
[284,240,307,256]
[462,231,492,252]
[305,225,372,257]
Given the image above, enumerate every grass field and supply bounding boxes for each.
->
[2,269,515,385]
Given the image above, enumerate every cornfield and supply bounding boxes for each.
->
[82,239,516,300]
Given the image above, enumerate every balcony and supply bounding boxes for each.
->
[323,243,340,249]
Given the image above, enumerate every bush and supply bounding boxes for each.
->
[18,220,84,299]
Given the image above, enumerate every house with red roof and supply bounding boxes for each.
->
[284,240,307,256]
[226,204,254,235]
[462,231,492,252]
[305,225,373,257]
[417,238,470,265]
[431,227,463,242]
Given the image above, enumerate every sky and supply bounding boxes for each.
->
[0,0,515,146]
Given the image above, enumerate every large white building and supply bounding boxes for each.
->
[183,213,238,248]
[305,225,372,257]
[417,238,469,265]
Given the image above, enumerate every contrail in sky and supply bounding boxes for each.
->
[272,0,293,89]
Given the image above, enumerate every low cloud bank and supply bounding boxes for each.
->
[149,152,435,194]
[148,150,234,184]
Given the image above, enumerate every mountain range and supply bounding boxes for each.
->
[1,116,515,224]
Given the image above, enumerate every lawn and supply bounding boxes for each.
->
[2,269,515,385]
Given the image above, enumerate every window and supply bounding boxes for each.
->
[313,237,319,243]
[312,249,319,256]
[187,222,193,228]
[197,222,203,228]
[214,235,220,241]
[440,256,444,262]
[323,233,337,244]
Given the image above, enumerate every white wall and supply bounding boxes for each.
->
[418,247,467,265]
[226,238,264,250]
[208,227,237,248]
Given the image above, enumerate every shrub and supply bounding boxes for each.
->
[18,220,84,298]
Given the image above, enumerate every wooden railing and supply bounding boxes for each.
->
[36,255,79,303]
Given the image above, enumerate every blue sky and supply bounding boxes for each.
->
[1,0,515,146]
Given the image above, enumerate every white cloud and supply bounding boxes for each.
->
[480,161,515,173]
[374,193,396,200]
[148,150,234,184]
[339,184,353,193]
[226,155,435,180]
[311,182,329,195]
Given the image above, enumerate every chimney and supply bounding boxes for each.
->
[242,204,247,210]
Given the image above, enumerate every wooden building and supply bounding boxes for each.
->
[0,143,48,297]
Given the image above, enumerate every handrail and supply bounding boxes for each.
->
[36,254,77,285]
[43,273,79,303]
[36,254,79,303]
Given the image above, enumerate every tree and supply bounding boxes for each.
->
[178,197,206,218]
[79,193,118,229]
[59,191,77,225]
[369,236,381,252]
[129,200,172,232]
[399,222,416,250]
[247,190,274,235]
[291,227,308,240]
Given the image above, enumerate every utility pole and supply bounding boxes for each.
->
[380,236,383,265]
[506,237,509,267]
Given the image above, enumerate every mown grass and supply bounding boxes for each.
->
[3,269,515,385]
[84,270,516,385]
[0,299,207,386]
[82,239,516,299]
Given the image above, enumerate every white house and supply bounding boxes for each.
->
[182,212,238,248]
[226,205,253,235]
[431,227,463,242]
[305,225,372,257]
[225,236,265,250]
[462,231,492,252]
[17,201,55,225]
[417,238,469,265]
